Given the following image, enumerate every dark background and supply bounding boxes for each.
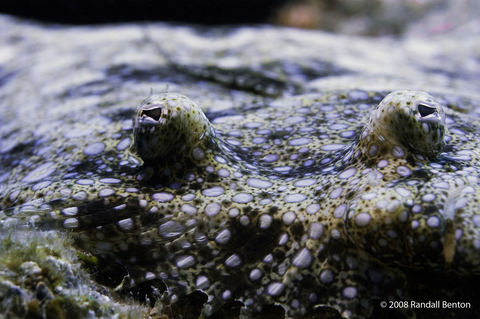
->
[0,0,289,25]
[0,0,476,37]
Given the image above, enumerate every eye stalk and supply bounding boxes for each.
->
[133,93,214,163]
[359,90,446,160]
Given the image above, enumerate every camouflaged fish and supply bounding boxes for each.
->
[1,88,480,318]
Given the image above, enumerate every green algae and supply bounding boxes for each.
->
[0,230,152,319]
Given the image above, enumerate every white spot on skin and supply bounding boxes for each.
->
[474,239,480,250]
[422,122,430,133]
[32,181,52,191]
[329,123,350,130]
[339,168,356,179]
[289,138,312,146]
[330,187,343,199]
[9,190,20,202]
[64,218,79,228]
[455,229,463,239]
[222,290,231,300]
[292,248,312,268]
[145,272,155,280]
[396,187,412,198]
[361,193,377,200]
[450,128,465,135]
[284,193,307,203]
[320,269,334,283]
[282,211,296,225]
[376,200,388,209]
[250,269,261,281]
[76,179,94,185]
[412,220,420,229]
[284,116,306,124]
[260,199,271,205]
[218,168,230,177]
[294,178,317,187]
[215,229,231,245]
[176,255,195,268]
[202,187,225,197]
[343,287,357,299]
[228,208,240,218]
[233,193,253,203]
[118,218,133,231]
[22,162,56,183]
[422,194,436,202]
[355,213,371,227]
[225,254,241,267]
[427,216,440,228]
[263,154,279,162]
[84,142,105,156]
[205,203,221,217]
[252,137,266,144]
[182,194,195,201]
[278,233,289,245]
[99,188,115,197]
[321,144,345,151]
[306,203,320,214]
[473,215,480,228]
[387,200,400,212]
[116,137,131,150]
[259,214,272,229]
[159,221,185,238]
[334,204,346,218]
[181,204,197,215]
[192,147,205,160]
[267,283,284,296]
[393,146,405,158]
[331,229,341,239]
[152,192,174,202]
[240,216,250,226]
[99,178,121,184]
[62,207,78,216]
[263,254,274,263]
[247,178,273,189]
[196,276,209,289]
[340,130,355,138]
[309,223,323,239]
[433,182,450,189]
[377,160,388,168]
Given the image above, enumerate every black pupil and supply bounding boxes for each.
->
[143,108,162,121]
[418,104,436,117]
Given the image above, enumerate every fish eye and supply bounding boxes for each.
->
[418,103,437,118]
[141,107,162,121]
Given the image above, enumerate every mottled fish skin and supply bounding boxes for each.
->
[1,90,480,318]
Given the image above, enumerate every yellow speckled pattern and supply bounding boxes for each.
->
[2,88,480,318]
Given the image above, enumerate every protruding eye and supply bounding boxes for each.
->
[418,104,437,117]
[142,108,162,121]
